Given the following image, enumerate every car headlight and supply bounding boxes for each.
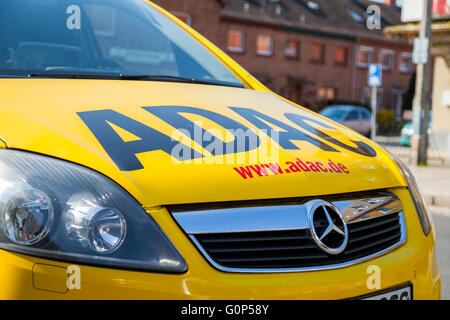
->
[0,150,187,272]
[389,153,432,236]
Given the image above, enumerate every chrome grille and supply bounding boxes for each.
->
[172,192,406,273]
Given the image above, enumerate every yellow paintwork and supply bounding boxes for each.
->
[0,0,440,299]
[0,79,407,206]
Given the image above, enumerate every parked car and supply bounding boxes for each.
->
[0,0,440,299]
[400,122,414,146]
[320,105,372,137]
[399,121,432,146]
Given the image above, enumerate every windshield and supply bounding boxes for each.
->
[0,0,244,87]
[320,107,347,119]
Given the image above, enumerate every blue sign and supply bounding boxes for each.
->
[368,64,382,87]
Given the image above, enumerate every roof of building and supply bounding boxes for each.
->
[221,0,405,42]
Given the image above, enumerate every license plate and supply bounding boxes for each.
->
[360,285,412,300]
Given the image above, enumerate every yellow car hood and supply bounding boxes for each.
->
[0,79,405,207]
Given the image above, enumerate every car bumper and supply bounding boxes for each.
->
[0,188,440,300]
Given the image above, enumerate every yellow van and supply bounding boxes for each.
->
[0,0,440,299]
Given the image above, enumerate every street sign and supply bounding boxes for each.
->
[368,64,381,141]
[368,64,382,87]
[402,0,450,22]
[412,37,429,64]
[401,0,423,22]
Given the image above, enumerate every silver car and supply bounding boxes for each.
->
[320,105,372,137]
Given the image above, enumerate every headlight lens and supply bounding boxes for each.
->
[390,153,432,236]
[0,150,186,272]
[3,185,54,245]
[64,195,127,253]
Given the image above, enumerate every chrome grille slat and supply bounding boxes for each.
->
[349,224,400,243]
[194,214,402,269]
[348,215,400,233]
[198,232,310,243]
[344,233,401,255]
[207,244,317,253]
[172,192,407,273]
[216,253,329,263]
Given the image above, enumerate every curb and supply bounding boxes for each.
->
[423,194,450,208]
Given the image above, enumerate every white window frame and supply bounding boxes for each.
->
[256,34,274,56]
[379,49,394,71]
[399,52,412,73]
[227,30,246,53]
[285,39,299,59]
[357,45,373,68]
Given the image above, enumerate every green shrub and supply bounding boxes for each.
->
[376,109,406,136]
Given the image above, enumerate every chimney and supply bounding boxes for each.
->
[384,0,397,6]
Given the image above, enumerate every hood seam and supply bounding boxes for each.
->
[0,136,8,148]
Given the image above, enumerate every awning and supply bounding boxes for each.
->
[384,20,450,36]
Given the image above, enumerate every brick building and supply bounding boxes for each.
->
[153,0,414,115]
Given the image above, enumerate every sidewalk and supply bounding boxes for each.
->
[376,136,450,208]
[408,165,450,208]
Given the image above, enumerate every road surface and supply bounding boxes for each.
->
[430,206,450,300]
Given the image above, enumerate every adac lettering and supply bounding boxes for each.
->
[284,113,377,157]
[78,106,377,171]
[143,106,260,157]
[229,107,338,153]
[77,109,204,171]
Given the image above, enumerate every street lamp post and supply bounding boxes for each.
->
[412,0,432,165]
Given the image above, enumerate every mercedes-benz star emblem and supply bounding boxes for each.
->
[308,201,349,255]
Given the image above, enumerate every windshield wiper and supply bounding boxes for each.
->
[27,73,245,88]
[122,74,244,87]
[118,74,211,84]
[27,72,122,80]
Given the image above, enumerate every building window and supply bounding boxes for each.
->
[171,11,192,26]
[227,30,245,53]
[362,87,383,110]
[285,40,299,59]
[334,47,348,66]
[275,4,282,16]
[256,35,274,56]
[399,52,412,73]
[379,49,393,71]
[358,46,373,67]
[310,43,325,63]
[307,1,320,11]
[317,87,336,102]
